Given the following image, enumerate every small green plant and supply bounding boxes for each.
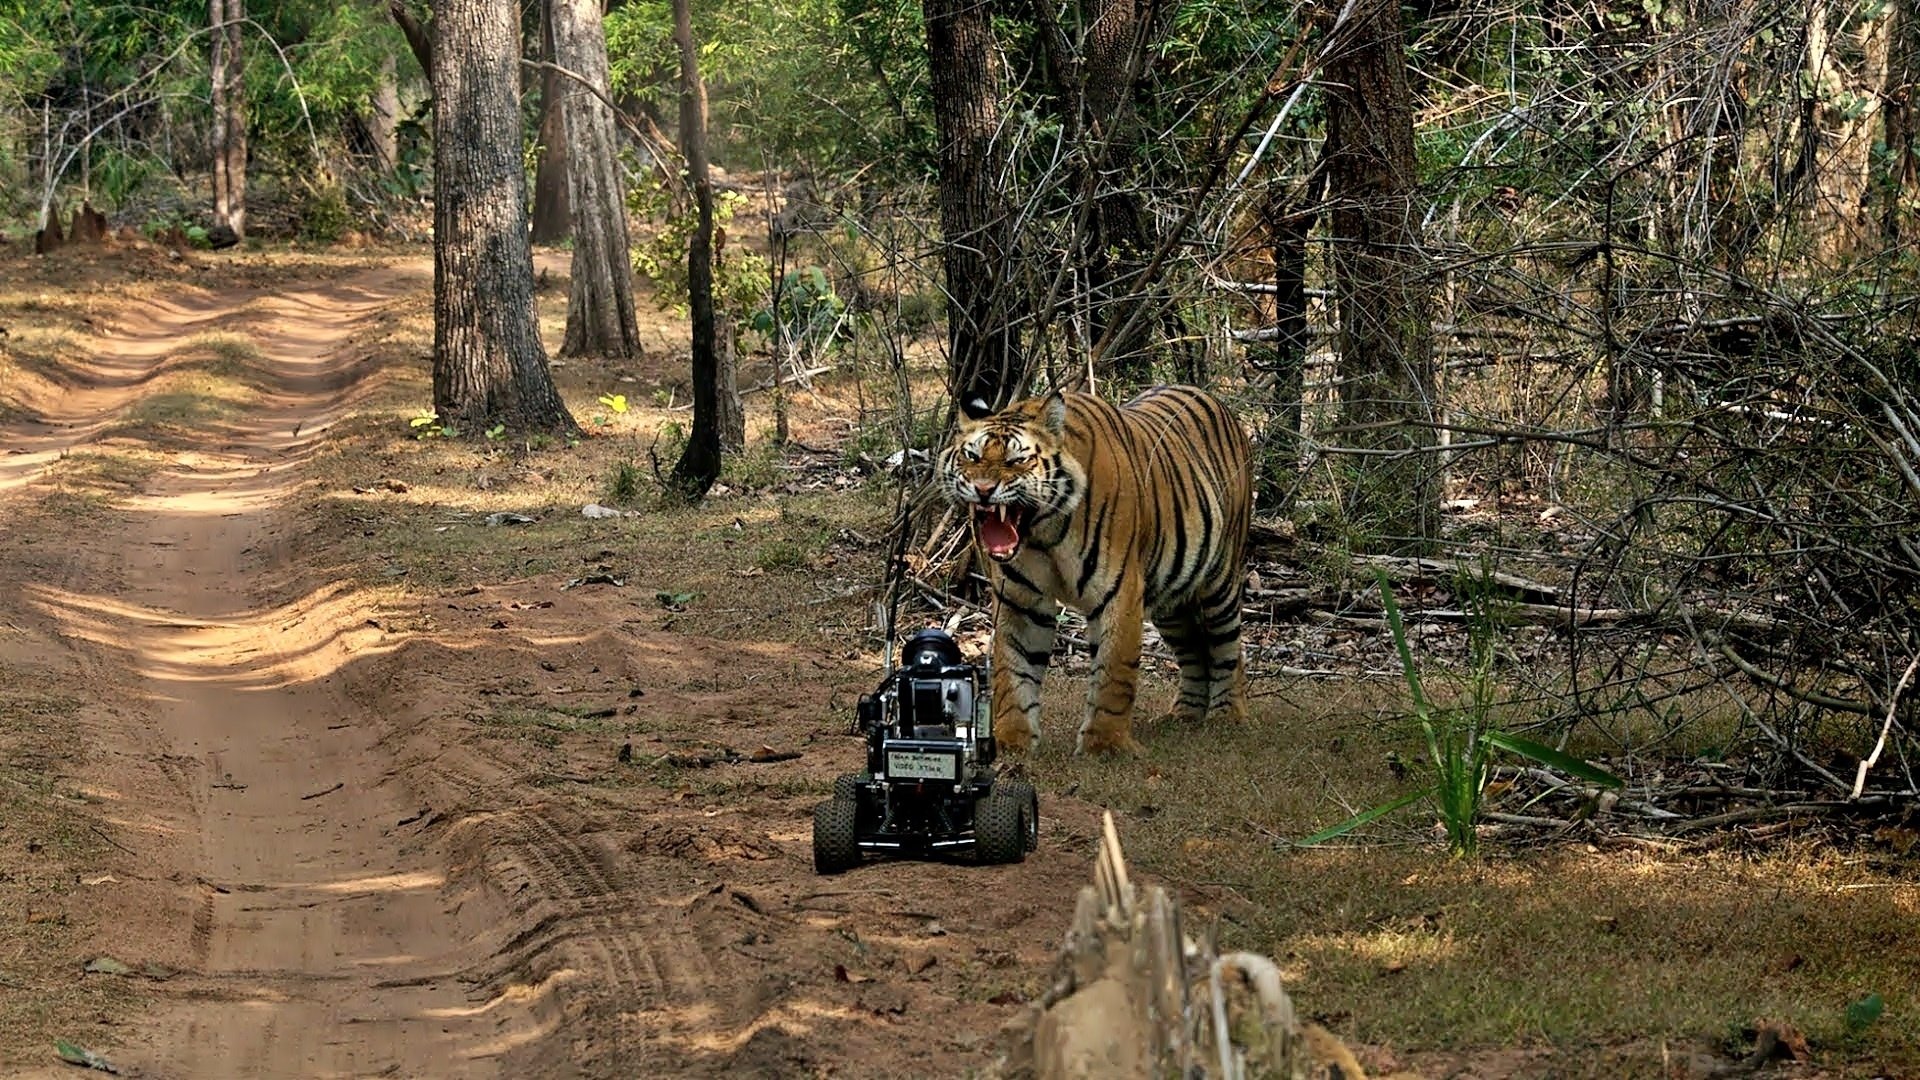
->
[750,265,848,359]
[604,460,643,505]
[754,539,811,572]
[408,408,453,439]
[1298,568,1621,857]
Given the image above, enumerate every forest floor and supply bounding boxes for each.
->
[0,240,1911,1079]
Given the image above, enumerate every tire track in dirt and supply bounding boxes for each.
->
[1,261,549,1078]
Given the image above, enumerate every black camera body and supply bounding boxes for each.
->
[812,629,1038,874]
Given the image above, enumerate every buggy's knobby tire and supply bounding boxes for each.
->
[974,791,1029,865]
[997,780,1040,852]
[813,798,862,875]
[832,773,867,802]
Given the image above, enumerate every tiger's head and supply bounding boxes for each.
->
[938,392,1087,562]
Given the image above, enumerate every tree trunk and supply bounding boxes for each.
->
[1255,176,1319,513]
[1884,0,1920,239]
[1326,0,1436,551]
[530,0,571,245]
[389,0,433,76]
[924,0,1023,413]
[668,0,723,499]
[552,0,642,359]
[716,321,745,450]
[1081,0,1162,385]
[209,0,247,238]
[431,0,577,435]
[371,50,401,169]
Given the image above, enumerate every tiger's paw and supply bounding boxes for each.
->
[995,722,1036,755]
[1156,704,1208,727]
[1074,726,1141,758]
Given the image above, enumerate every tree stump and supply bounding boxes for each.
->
[1001,812,1375,1080]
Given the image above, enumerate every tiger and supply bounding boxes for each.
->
[938,384,1253,756]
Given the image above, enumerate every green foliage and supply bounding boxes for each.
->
[1298,570,1621,857]
[604,0,930,176]
[628,177,770,323]
[750,265,848,353]
[603,460,644,506]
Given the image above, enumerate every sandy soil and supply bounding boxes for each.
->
[0,254,1096,1078]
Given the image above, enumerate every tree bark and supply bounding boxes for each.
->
[1081,0,1163,384]
[431,0,576,435]
[924,0,1023,413]
[209,0,247,238]
[668,0,723,499]
[1884,0,1920,239]
[551,0,641,359]
[530,0,570,244]
[389,0,433,77]
[1255,174,1320,513]
[1326,0,1436,551]
[370,49,401,169]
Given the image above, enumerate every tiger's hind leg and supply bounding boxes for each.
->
[1153,609,1213,726]
[1198,578,1247,724]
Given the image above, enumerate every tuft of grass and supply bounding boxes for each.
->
[603,460,645,506]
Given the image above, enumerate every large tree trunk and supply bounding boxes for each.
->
[552,0,642,359]
[668,0,723,499]
[1327,0,1436,551]
[530,0,570,245]
[431,0,576,435]
[209,0,247,238]
[924,0,1022,413]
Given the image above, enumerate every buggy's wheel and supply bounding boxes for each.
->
[997,780,1040,852]
[974,790,1029,864]
[813,798,862,874]
[832,773,868,802]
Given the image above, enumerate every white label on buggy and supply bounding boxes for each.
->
[887,751,958,781]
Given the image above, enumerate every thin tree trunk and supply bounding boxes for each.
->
[371,50,401,169]
[431,0,576,435]
[209,0,246,238]
[924,0,1022,413]
[716,321,744,450]
[389,0,433,76]
[1255,175,1319,512]
[1081,0,1163,384]
[531,0,570,245]
[668,0,722,499]
[1886,0,1920,239]
[1326,0,1436,551]
[551,0,641,359]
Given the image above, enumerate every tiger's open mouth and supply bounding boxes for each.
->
[972,503,1030,562]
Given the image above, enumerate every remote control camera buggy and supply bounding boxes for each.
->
[812,629,1039,874]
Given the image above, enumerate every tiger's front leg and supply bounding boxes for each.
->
[1076,578,1145,756]
[989,578,1057,754]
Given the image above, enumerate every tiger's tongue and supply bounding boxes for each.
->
[979,513,1021,560]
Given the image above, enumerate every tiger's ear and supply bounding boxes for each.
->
[1041,392,1067,435]
[960,394,994,421]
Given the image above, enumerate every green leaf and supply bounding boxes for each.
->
[54,1040,119,1073]
[1846,992,1885,1032]
[655,591,697,608]
[1293,786,1434,847]
[1483,731,1624,788]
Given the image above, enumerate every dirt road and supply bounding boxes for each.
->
[0,257,1091,1078]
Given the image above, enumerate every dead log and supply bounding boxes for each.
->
[1001,812,1377,1079]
